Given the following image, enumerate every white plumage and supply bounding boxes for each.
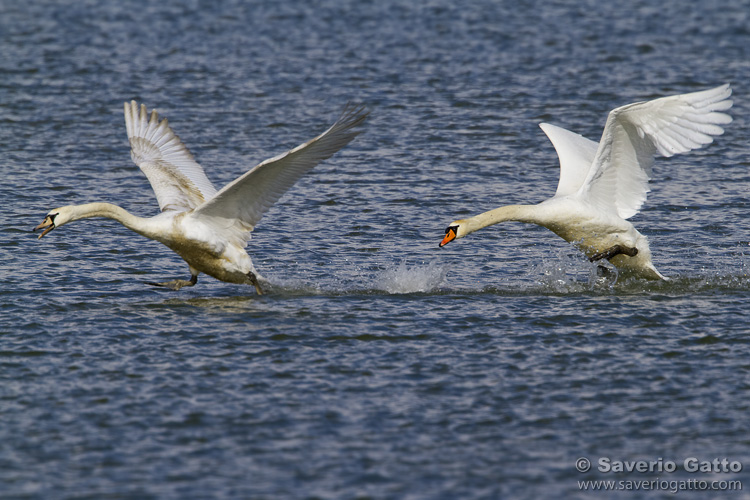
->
[36,101,368,293]
[582,84,732,220]
[125,102,218,212]
[440,85,733,280]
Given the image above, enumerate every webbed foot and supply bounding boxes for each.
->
[247,271,263,295]
[590,245,638,262]
[145,274,198,291]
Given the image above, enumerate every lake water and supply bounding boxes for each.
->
[2,1,750,498]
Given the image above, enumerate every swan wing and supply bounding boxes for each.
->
[124,101,218,213]
[582,84,733,219]
[539,123,600,197]
[193,103,368,240]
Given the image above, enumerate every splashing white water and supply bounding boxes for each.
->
[527,251,621,293]
[375,260,447,294]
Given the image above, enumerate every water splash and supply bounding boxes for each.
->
[374,260,447,294]
[527,251,606,292]
[257,247,750,296]
[257,259,448,296]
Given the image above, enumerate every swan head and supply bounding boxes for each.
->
[439,220,469,247]
[34,206,74,239]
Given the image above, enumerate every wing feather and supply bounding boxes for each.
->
[193,103,368,241]
[581,84,732,219]
[124,101,218,212]
[539,123,600,197]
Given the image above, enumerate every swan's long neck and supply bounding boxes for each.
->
[63,203,156,238]
[464,204,541,234]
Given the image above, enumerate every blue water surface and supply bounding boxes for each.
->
[2,1,750,498]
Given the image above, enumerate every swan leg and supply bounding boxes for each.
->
[145,273,198,291]
[247,271,263,295]
[589,245,638,262]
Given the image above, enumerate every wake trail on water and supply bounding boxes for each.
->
[252,245,750,297]
[261,260,448,296]
[525,248,750,295]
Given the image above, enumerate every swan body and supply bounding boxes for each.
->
[440,85,733,280]
[36,102,368,292]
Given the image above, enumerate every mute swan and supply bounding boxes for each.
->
[439,85,733,280]
[35,101,368,293]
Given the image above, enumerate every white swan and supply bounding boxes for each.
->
[439,85,733,280]
[35,101,368,293]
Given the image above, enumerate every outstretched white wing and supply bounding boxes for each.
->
[540,123,600,197]
[581,84,733,219]
[193,103,368,239]
[124,101,218,212]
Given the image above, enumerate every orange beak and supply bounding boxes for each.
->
[34,216,55,239]
[439,227,457,247]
